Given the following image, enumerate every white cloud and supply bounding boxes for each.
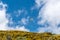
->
[0,1,30,32]
[20,18,28,25]
[38,26,60,34]
[36,0,60,34]
[14,9,28,17]
[35,0,41,7]
[0,1,8,30]
[14,10,24,17]
[31,0,45,10]
[35,0,46,8]
[18,17,29,25]
[7,26,30,32]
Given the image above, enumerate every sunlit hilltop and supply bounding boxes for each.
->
[0,31,60,40]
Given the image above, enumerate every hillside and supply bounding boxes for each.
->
[0,31,60,40]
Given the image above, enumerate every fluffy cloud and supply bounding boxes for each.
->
[36,0,60,34]
[0,1,8,30]
[7,26,30,32]
[20,18,29,25]
[0,1,29,32]
[14,10,26,17]
[35,0,46,8]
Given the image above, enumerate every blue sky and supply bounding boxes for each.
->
[0,0,60,34]
[1,0,41,32]
[6,0,39,32]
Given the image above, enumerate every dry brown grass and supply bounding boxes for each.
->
[0,30,59,40]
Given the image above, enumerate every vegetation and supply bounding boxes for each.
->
[0,31,60,40]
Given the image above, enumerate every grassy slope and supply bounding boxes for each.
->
[0,31,60,40]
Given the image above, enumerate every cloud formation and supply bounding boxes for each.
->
[7,26,29,32]
[20,18,28,25]
[36,0,60,34]
[0,1,8,30]
[0,1,29,32]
